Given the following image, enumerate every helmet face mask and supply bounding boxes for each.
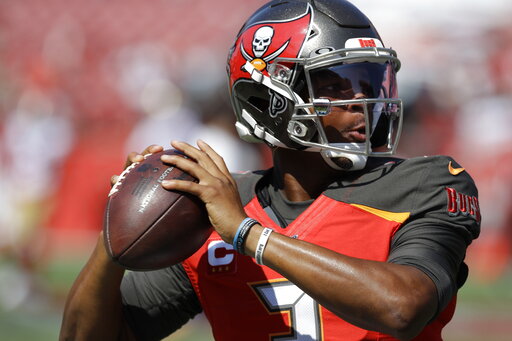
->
[228,0,403,170]
[286,53,402,155]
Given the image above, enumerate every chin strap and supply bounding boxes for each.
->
[320,152,367,171]
[320,143,368,171]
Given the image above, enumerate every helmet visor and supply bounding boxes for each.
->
[309,62,397,101]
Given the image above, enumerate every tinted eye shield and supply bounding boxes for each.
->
[310,63,390,100]
[267,47,400,110]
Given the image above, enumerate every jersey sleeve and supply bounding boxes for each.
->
[387,156,481,315]
[120,263,202,340]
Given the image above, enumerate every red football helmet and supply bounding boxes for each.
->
[227,0,402,170]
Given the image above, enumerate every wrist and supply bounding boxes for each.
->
[232,218,259,253]
[254,227,273,265]
[96,232,127,274]
[241,223,264,257]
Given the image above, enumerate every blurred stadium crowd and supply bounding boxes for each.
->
[0,0,511,339]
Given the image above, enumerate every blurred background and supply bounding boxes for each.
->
[0,0,511,340]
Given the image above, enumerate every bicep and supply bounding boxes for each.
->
[120,264,202,341]
[388,219,472,315]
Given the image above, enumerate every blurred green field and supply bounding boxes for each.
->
[1,256,511,341]
[0,255,214,341]
[443,273,512,341]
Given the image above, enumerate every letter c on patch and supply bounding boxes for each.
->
[208,241,235,266]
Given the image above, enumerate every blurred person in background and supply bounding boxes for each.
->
[448,26,512,282]
[60,1,481,340]
[120,42,263,172]
[399,22,512,284]
[0,64,75,311]
[44,29,263,263]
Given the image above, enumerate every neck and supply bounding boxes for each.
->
[272,148,344,202]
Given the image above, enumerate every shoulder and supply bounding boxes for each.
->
[325,155,481,238]
[332,155,478,203]
[401,154,475,181]
[394,155,478,197]
[397,155,479,214]
[407,155,480,237]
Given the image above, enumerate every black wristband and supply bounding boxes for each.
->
[233,218,259,254]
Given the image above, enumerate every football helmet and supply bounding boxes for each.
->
[227,0,402,170]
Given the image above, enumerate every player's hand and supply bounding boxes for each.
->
[160,140,248,243]
[110,144,164,186]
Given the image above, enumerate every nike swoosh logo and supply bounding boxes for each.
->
[448,161,465,176]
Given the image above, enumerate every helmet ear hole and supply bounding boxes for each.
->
[247,96,269,112]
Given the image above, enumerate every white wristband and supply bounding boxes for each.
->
[255,228,273,265]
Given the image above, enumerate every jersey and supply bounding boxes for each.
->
[121,155,480,340]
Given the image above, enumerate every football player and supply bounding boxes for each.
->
[60,1,480,340]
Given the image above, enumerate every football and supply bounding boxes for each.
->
[103,149,212,270]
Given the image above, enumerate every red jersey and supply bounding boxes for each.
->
[122,155,480,340]
[183,193,456,340]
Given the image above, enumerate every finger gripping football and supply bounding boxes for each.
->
[103,149,211,270]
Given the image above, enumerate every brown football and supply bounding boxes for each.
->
[103,149,211,270]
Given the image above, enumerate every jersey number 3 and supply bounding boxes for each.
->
[252,280,323,340]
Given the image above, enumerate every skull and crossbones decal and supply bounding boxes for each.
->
[241,26,289,72]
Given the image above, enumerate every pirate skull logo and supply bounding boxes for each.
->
[252,26,274,58]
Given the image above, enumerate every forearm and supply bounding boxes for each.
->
[243,224,437,339]
[60,233,132,341]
